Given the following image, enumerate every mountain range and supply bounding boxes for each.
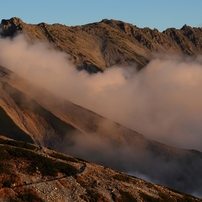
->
[0,17,202,200]
[1,17,202,72]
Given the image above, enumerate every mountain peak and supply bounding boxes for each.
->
[1,17,24,36]
[1,17,23,25]
[181,24,192,30]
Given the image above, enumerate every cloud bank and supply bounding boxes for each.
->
[0,34,202,153]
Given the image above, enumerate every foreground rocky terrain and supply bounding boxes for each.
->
[0,136,201,202]
[1,17,202,72]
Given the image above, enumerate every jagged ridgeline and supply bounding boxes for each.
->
[1,17,202,73]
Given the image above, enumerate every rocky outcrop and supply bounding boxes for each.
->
[1,17,23,37]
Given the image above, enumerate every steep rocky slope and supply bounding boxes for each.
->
[0,136,201,202]
[1,17,202,72]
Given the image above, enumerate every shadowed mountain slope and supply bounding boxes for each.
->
[1,17,202,72]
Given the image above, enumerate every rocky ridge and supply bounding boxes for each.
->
[1,17,202,72]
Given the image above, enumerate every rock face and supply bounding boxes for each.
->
[0,136,201,202]
[1,17,202,72]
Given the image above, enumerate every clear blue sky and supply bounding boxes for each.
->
[1,0,202,31]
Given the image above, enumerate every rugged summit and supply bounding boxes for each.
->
[1,17,202,72]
